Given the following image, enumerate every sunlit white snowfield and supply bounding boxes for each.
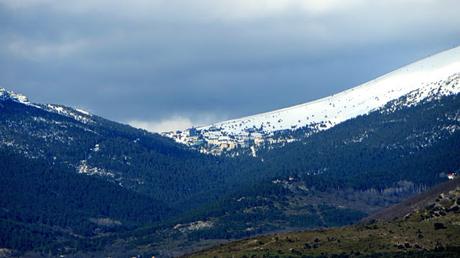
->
[164,46,460,154]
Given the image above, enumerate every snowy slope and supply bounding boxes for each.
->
[0,88,93,124]
[200,46,460,133]
[164,46,460,154]
[0,88,35,106]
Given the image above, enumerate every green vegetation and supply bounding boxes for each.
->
[0,93,459,256]
[188,187,460,257]
[0,148,171,255]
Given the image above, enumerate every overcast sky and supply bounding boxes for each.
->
[1,0,460,132]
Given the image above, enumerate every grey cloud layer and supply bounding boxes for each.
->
[1,0,460,129]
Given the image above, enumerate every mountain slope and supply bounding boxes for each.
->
[1,47,460,257]
[0,89,255,256]
[187,179,460,258]
[256,79,460,189]
[0,91,244,208]
[0,148,172,255]
[93,89,460,257]
[366,178,460,222]
[164,46,460,154]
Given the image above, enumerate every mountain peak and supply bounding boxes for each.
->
[0,88,31,104]
[0,88,94,124]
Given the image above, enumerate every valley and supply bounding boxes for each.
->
[1,46,460,257]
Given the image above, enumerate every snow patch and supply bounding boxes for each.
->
[173,220,214,233]
[92,143,101,152]
[76,108,90,115]
[0,88,41,108]
[45,104,94,124]
[78,160,115,178]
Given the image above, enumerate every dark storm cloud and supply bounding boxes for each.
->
[1,0,460,131]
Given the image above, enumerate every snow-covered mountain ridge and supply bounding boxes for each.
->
[163,46,460,155]
[0,88,94,124]
[0,88,32,105]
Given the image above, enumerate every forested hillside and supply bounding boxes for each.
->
[0,148,171,253]
[1,87,459,257]
[0,97,254,209]
[79,90,460,257]
[189,180,460,258]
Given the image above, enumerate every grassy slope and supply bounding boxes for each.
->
[366,178,460,222]
[187,180,460,257]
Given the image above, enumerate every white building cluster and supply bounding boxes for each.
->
[163,126,294,155]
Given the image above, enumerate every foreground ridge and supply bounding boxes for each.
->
[187,179,460,257]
